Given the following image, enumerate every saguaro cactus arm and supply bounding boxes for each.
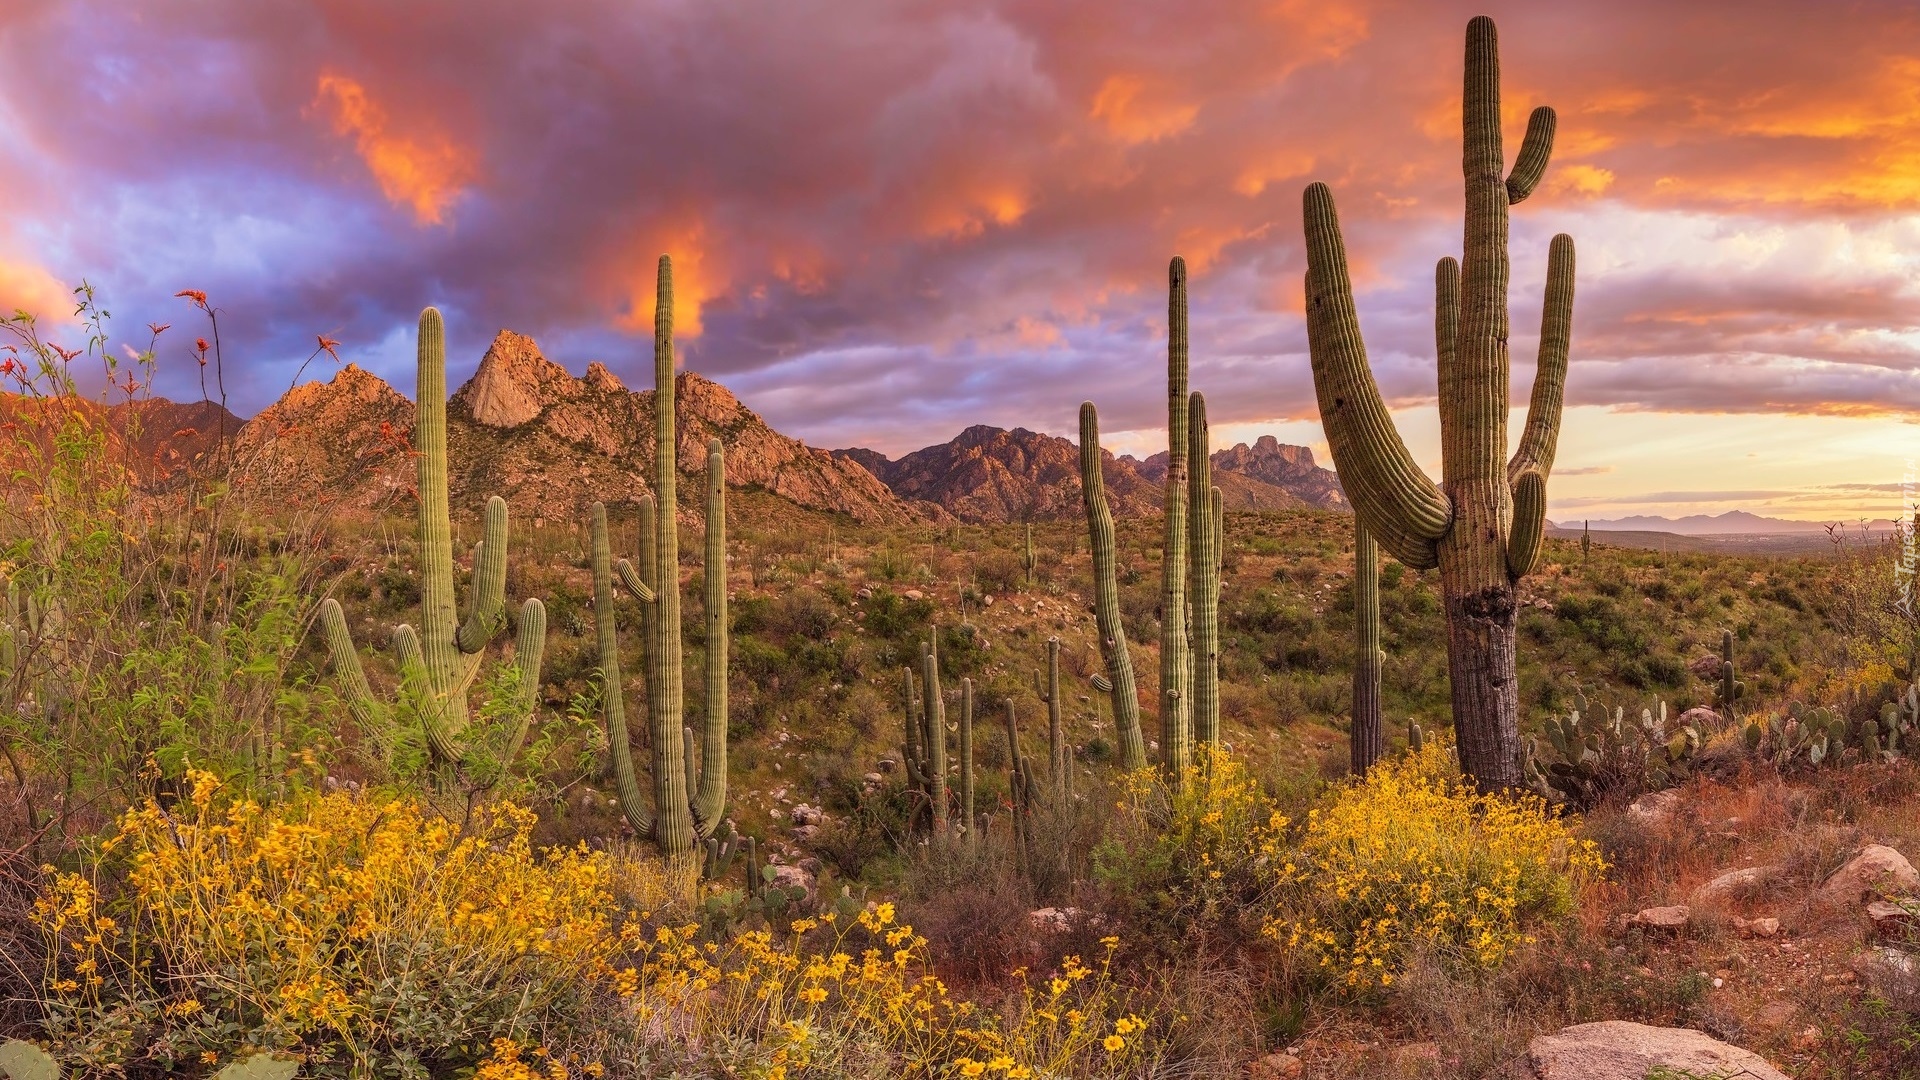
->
[1504,107,1557,204]
[1505,234,1575,578]
[1303,185,1452,570]
[320,598,376,727]
[1078,402,1147,770]
[591,501,653,838]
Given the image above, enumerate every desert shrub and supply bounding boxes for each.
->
[32,773,625,1075]
[626,903,1162,1077]
[1094,750,1289,938]
[1264,742,1606,989]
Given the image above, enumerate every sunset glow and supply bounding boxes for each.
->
[0,1,1912,523]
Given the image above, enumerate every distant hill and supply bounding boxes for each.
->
[1551,510,1875,536]
[838,429,1346,523]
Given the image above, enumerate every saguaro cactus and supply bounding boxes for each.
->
[922,633,950,835]
[1036,636,1068,800]
[321,308,546,766]
[1078,403,1147,770]
[1188,391,1223,754]
[1301,16,1574,790]
[1352,520,1383,774]
[960,676,975,837]
[589,255,731,858]
[1580,520,1591,564]
[1161,257,1193,782]
[1717,628,1747,715]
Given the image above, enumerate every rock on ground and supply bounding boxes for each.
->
[1502,1021,1789,1080]
[1819,845,1920,907]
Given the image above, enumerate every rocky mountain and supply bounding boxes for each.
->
[838,427,1346,523]
[232,330,919,525]
[0,393,240,488]
[835,425,1161,523]
[1128,435,1347,511]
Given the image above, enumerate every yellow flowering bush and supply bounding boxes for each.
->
[34,771,623,1074]
[620,904,1156,1077]
[1264,742,1607,989]
[1094,748,1290,926]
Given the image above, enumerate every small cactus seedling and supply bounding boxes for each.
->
[1715,629,1748,715]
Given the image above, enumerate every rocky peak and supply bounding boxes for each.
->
[583,361,625,393]
[453,330,578,428]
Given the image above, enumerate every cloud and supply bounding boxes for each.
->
[311,73,476,225]
[0,0,1911,465]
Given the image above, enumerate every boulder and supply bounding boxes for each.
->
[1819,845,1920,907]
[1731,916,1781,938]
[1625,789,1683,825]
[1851,946,1920,1000]
[1245,1051,1303,1080]
[1502,1021,1789,1080]
[765,863,817,904]
[1627,905,1691,933]
[1691,865,1777,906]
[1870,899,1920,938]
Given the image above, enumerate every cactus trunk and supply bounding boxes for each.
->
[1078,403,1147,770]
[1188,392,1221,755]
[1161,257,1193,784]
[923,633,949,835]
[1301,16,1573,792]
[960,676,975,837]
[1045,636,1065,800]
[1351,519,1383,774]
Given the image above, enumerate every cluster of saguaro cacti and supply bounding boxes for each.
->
[321,308,547,767]
[590,255,731,860]
[1302,16,1575,791]
[1715,629,1747,714]
[2,1042,296,1080]
[1078,257,1224,787]
[1351,520,1383,773]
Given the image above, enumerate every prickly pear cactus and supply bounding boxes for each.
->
[0,1040,58,1080]
[216,1055,301,1080]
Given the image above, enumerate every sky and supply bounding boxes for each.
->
[0,0,1915,523]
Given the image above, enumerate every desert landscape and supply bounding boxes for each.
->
[0,4,1915,1079]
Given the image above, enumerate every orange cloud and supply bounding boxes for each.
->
[618,222,722,339]
[313,73,475,225]
[0,258,74,326]
[921,189,1028,240]
[1090,75,1199,144]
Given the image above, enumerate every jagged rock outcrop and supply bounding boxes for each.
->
[841,425,1345,523]
[228,363,414,508]
[238,330,918,524]
[835,425,1162,524]
[1130,435,1347,510]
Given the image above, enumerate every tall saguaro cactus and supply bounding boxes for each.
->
[923,633,950,835]
[1301,16,1574,790]
[1161,257,1193,782]
[590,255,731,857]
[1351,520,1383,774]
[1188,392,1223,754]
[1078,404,1147,770]
[321,308,546,765]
